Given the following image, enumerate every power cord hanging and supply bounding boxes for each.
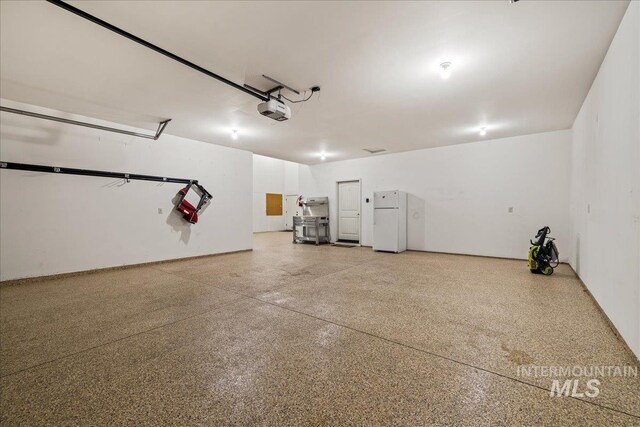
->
[280,86,321,104]
[281,91,315,104]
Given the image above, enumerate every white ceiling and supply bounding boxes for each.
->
[0,1,629,164]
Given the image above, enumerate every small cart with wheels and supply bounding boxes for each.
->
[292,216,330,245]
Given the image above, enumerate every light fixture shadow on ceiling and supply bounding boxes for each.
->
[439,61,453,79]
[363,148,386,154]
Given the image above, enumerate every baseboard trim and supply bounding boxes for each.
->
[410,249,527,262]
[567,265,640,364]
[358,245,570,263]
[0,248,253,287]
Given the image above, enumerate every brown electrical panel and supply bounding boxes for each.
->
[266,193,283,216]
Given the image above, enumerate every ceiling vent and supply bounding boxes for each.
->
[363,148,386,154]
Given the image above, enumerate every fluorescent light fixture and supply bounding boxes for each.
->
[440,61,452,79]
[479,127,487,136]
[231,129,239,140]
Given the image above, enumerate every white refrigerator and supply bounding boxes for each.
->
[373,190,407,253]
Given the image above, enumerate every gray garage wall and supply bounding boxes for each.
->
[301,130,572,262]
[0,99,253,281]
[252,154,300,232]
[569,2,639,359]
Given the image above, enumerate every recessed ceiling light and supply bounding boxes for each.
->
[231,129,239,140]
[440,61,453,79]
[479,127,487,136]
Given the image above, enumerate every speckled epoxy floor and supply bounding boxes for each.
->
[1,232,638,426]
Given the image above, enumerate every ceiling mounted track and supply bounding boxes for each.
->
[0,161,199,186]
[1,161,214,224]
[46,0,269,102]
[0,106,171,140]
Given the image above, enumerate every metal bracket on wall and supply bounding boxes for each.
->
[0,106,171,140]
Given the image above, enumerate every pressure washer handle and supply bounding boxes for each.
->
[531,226,551,246]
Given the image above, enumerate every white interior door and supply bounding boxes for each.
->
[338,181,360,242]
[284,195,299,231]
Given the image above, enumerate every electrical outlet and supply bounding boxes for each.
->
[508,207,514,213]
[158,208,163,214]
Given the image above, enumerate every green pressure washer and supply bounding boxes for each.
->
[528,226,560,275]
